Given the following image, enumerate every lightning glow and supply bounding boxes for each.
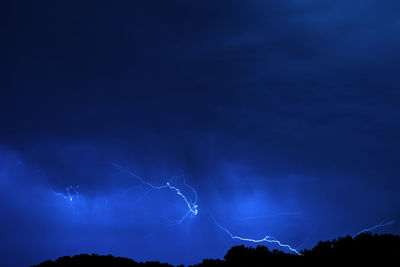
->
[230,211,302,221]
[113,164,198,222]
[352,219,395,238]
[211,216,301,255]
[52,185,80,202]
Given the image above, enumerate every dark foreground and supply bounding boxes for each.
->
[33,233,400,266]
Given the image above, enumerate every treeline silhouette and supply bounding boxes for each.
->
[32,232,400,266]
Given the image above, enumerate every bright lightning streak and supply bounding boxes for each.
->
[352,219,395,238]
[211,216,301,255]
[166,182,198,215]
[52,185,80,202]
[113,164,198,222]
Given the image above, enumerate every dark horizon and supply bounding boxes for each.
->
[1,1,400,266]
[32,232,400,266]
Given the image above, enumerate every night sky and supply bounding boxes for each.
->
[1,1,400,266]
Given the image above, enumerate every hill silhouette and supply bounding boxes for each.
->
[32,232,400,267]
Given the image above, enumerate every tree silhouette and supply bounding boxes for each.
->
[32,232,400,267]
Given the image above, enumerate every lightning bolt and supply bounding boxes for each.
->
[352,219,395,238]
[112,164,198,223]
[52,185,80,202]
[211,216,301,255]
[113,164,302,253]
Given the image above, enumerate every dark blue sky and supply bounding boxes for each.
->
[1,0,400,266]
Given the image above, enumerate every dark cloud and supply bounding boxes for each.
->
[1,1,400,266]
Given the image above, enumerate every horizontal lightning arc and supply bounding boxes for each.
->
[211,216,301,255]
[352,219,395,238]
